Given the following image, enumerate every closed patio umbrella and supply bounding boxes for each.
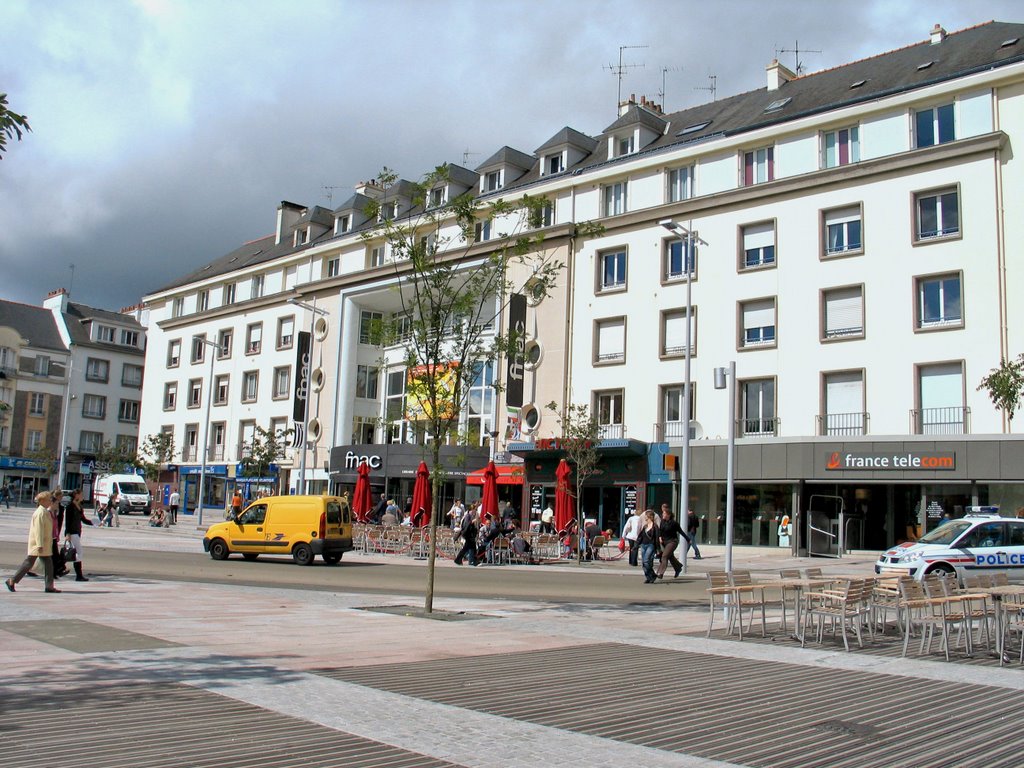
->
[479,460,500,523]
[410,461,433,527]
[554,459,575,533]
[352,461,373,523]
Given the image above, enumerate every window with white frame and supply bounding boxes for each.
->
[336,214,350,235]
[272,366,290,399]
[915,103,955,148]
[118,399,140,423]
[120,329,138,347]
[116,434,137,454]
[598,249,627,291]
[245,323,262,354]
[277,316,294,349]
[823,205,863,255]
[183,424,198,461]
[326,256,341,278]
[428,187,445,207]
[86,357,110,382]
[198,290,210,312]
[209,422,226,459]
[369,244,386,267]
[466,362,494,446]
[217,328,232,359]
[483,170,502,192]
[822,286,864,340]
[26,429,43,452]
[191,334,207,364]
[616,134,635,156]
[121,364,143,388]
[662,308,695,357]
[741,378,776,436]
[187,379,202,408]
[352,416,376,444]
[82,394,106,419]
[29,392,44,415]
[667,165,694,202]
[595,390,624,438]
[661,384,694,441]
[79,431,102,454]
[822,371,865,436]
[540,201,554,227]
[360,311,383,345]
[917,362,965,434]
[167,339,180,367]
[603,181,628,216]
[394,313,413,344]
[474,220,492,242]
[96,325,115,343]
[251,274,264,299]
[269,417,289,443]
[241,371,258,402]
[546,153,564,175]
[740,298,777,348]
[223,282,236,305]
[594,317,626,364]
[664,238,696,282]
[917,273,962,329]
[356,365,379,399]
[33,355,50,376]
[385,369,407,443]
[822,126,860,168]
[743,146,774,185]
[214,374,229,405]
[163,382,177,410]
[0,345,14,371]
[238,420,256,459]
[171,297,184,318]
[915,188,959,240]
[740,221,776,269]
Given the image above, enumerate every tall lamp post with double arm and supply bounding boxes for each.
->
[192,335,219,527]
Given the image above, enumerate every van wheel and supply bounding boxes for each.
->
[292,543,314,566]
[322,553,342,565]
[242,553,259,561]
[209,539,230,560]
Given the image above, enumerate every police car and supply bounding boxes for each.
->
[875,511,1024,583]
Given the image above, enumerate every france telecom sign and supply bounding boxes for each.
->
[824,451,956,471]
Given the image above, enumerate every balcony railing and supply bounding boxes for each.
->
[817,412,869,436]
[208,446,225,461]
[654,421,692,443]
[182,448,198,462]
[739,417,780,437]
[597,423,624,440]
[911,406,969,435]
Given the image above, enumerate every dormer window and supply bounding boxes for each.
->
[483,170,502,193]
[120,329,139,348]
[617,134,635,157]
[294,228,309,247]
[546,154,564,175]
[428,188,444,208]
[96,325,115,343]
[336,215,350,235]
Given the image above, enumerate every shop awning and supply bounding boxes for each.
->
[465,464,524,485]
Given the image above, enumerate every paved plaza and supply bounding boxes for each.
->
[2,506,1023,767]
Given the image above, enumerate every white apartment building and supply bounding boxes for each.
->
[141,20,1024,549]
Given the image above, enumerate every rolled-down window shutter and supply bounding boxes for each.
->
[598,319,625,359]
[825,287,863,336]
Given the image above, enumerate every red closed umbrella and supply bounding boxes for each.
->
[480,460,500,522]
[352,461,373,522]
[554,459,575,533]
[410,461,433,527]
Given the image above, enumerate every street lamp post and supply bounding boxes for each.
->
[56,346,74,490]
[193,335,219,527]
[714,362,737,574]
[659,219,707,572]
[288,298,329,495]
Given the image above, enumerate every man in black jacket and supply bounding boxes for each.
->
[655,504,690,579]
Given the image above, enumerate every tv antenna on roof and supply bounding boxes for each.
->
[659,66,683,110]
[604,44,648,110]
[322,185,348,204]
[462,148,479,166]
[775,40,821,75]
[694,73,717,102]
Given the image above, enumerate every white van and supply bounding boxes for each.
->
[94,473,152,515]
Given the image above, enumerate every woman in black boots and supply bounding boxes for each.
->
[64,489,93,582]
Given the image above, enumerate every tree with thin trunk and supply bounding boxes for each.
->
[139,431,176,483]
[239,425,292,494]
[547,401,601,563]
[977,355,1024,432]
[364,165,573,613]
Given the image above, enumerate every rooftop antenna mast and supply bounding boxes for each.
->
[659,65,683,110]
[322,185,347,204]
[694,73,717,102]
[462,148,479,166]
[604,44,648,109]
[775,40,821,75]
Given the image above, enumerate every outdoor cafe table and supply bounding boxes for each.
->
[746,577,844,642]
[965,584,1024,658]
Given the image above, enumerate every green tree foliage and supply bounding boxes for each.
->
[977,355,1024,429]
[92,441,142,475]
[139,432,177,481]
[547,401,601,562]
[0,93,30,159]
[363,164,573,612]
[239,425,292,492]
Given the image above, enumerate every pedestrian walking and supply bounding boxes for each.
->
[539,504,555,534]
[229,489,243,520]
[168,488,180,525]
[637,510,659,583]
[686,509,703,559]
[64,489,93,582]
[655,504,687,579]
[622,508,642,567]
[1,481,11,509]
[5,491,61,593]
[51,489,69,578]
[453,508,479,566]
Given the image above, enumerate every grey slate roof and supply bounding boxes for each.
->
[603,104,668,134]
[476,146,536,173]
[61,302,144,352]
[534,126,598,154]
[150,233,297,295]
[293,205,334,229]
[333,192,374,216]
[444,163,479,190]
[0,300,66,351]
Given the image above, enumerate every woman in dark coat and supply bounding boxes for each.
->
[64,489,93,581]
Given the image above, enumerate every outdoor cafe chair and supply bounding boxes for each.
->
[589,535,607,560]
[999,592,1024,666]
[869,579,903,635]
[777,569,802,633]
[730,570,769,639]
[802,578,873,651]
[901,576,974,660]
[705,571,736,637]
[924,573,992,653]
[993,573,1010,586]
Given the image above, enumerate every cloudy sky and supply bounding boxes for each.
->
[1,0,1021,311]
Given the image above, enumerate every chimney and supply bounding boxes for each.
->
[618,93,637,116]
[766,59,796,91]
[275,201,305,245]
[355,180,384,200]
[43,287,69,313]
[930,23,947,44]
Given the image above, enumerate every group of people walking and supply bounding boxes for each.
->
[622,503,702,584]
[5,489,92,593]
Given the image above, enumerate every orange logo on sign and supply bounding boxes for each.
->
[826,452,841,470]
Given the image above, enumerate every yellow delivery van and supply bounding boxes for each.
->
[202,495,353,565]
